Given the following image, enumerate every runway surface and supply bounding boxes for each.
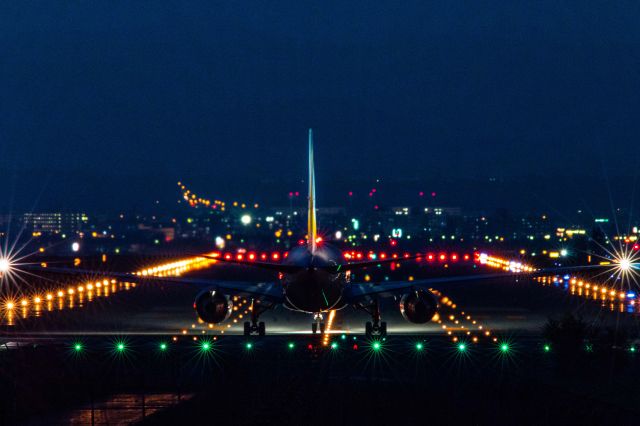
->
[2,257,639,340]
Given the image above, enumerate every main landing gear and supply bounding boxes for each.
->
[358,299,387,339]
[243,299,269,336]
[311,313,325,334]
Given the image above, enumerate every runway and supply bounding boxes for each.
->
[2,255,639,340]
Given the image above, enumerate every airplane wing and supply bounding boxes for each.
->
[20,265,285,303]
[343,263,608,302]
[193,254,302,273]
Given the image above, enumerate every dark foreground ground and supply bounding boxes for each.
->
[2,335,640,425]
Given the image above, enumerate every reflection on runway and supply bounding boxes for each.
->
[1,279,134,325]
[480,253,638,314]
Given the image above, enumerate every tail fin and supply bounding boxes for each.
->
[307,128,317,252]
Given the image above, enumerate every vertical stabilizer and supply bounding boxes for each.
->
[307,128,317,252]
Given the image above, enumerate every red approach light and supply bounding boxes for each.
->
[419,191,424,197]
[248,253,256,261]
[634,244,639,251]
[295,191,300,197]
[403,253,410,258]
[451,253,458,261]
[307,344,314,350]
[392,253,398,259]
[272,252,280,260]
[261,253,267,260]
[374,205,379,210]
[356,253,363,260]
[463,254,470,261]
[372,188,377,193]
[390,239,397,246]
[224,253,232,260]
[236,254,244,261]
[380,253,387,259]
[352,344,359,350]
[431,192,436,197]
[439,253,447,261]
[368,252,375,260]
[298,239,306,245]
[427,253,435,262]
[348,191,353,196]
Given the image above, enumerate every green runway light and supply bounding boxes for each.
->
[543,344,551,352]
[201,342,211,352]
[372,341,381,351]
[115,342,126,353]
[415,343,424,351]
[159,343,168,351]
[331,342,338,349]
[245,342,253,350]
[630,346,636,353]
[288,342,295,350]
[458,343,466,352]
[73,343,83,352]
[341,334,346,340]
[500,343,510,353]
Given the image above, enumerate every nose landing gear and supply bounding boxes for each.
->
[311,313,325,334]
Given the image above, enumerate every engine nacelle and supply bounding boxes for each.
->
[399,290,439,324]
[193,289,233,324]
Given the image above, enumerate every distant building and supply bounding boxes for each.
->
[22,213,88,234]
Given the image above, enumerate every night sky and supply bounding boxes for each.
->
[2,1,640,213]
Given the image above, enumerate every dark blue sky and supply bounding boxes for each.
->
[2,1,640,212]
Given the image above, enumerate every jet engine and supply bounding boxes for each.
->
[399,289,439,324]
[193,289,233,324]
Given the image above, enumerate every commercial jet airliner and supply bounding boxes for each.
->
[15,129,631,337]
[190,129,442,336]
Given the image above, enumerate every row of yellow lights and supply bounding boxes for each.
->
[431,289,496,344]
[2,278,124,311]
[481,253,631,302]
[178,182,259,211]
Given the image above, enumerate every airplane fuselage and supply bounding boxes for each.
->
[281,245,349,313]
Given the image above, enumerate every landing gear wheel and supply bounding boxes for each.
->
[380,321,387,337]
[258,321,266,336]
[365,321,373,338]
[243,321,251,336]
[312,323,318,334]
[319,322,326,334]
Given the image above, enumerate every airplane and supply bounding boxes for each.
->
[12,129,627,337]
[189,128,442,337]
